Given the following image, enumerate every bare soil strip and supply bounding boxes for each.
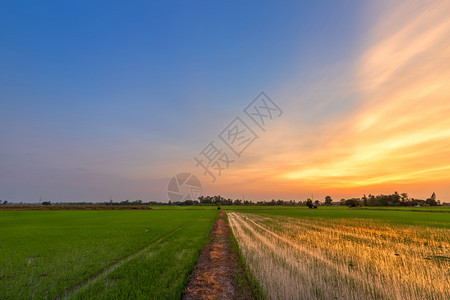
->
[182,210,254,300]
[58,225,186,299]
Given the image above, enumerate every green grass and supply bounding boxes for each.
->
[0,209,218,299]
[149,205,221,210]
[225,206,450,228]
[353,206,450,212]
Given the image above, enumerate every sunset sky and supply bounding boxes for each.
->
[1,1,449,203]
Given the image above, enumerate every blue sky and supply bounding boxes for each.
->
[4,1,447,203]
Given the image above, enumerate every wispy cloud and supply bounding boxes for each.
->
[215,1,450,200]
[281,0,450,193]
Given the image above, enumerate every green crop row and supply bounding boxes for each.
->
[0,209,218,299]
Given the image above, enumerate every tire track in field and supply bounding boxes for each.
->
[58,224,187,299]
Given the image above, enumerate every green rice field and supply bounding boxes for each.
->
[1,206,449,299]
[0,209,218,299]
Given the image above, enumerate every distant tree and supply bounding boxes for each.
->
[2,200,7,205]
[42,201,51,206]
[425,198,437,206]
[392,191,401,206]
[198,196,212,204]
[213,195,222,205]
[345,198,360,207]
[362,195,368,206]
[400,193,409,205]
[306,198,313,209]
[367,194,376,206]
[182,200,196,206]
[233,199,242,205]
[375,194,389,206]
[324,196,333,206]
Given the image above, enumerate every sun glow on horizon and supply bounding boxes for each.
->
[211,1,450,201]
[279,1,450,193]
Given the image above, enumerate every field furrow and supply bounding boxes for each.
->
[0,209,218,299]
[62,224,186,299]
[228,211,450,300]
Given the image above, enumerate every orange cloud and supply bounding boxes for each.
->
[215,1,450,201]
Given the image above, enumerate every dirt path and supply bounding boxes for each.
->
[182,210,253,300]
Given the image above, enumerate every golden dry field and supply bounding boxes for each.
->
[228,210,450,299]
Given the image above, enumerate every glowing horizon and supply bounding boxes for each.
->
[1,1,449,203]
[208,0,450,202]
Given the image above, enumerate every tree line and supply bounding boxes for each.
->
[341,192,440,207]
[179,192,443,207]
[0,192,443,207]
